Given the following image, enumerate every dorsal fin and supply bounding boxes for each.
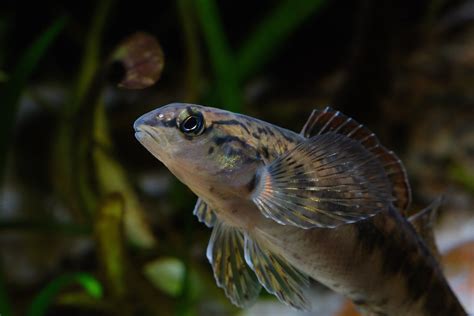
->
[408,198,442,264]
[301,107,412,214]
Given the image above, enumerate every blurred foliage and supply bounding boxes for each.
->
[27,272,103,316]
[0,16,66,182]
[94,193,127,300]
[450,163,474,195]
[0,16,67,316]
[195,0,325,111]
[0,0,473,315]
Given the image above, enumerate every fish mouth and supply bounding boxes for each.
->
[134,130,148,142]
[134,113,157,142]
[134,115,168,158]
[134,124,164,146]
[134,124,152,142]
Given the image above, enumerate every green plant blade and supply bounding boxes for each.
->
[236,0,326,80]
[94,193,127,299]
[70,0,113,114]
[0,15,67,182]
[27,272,103,316]
[195,0,242,111]
[144,257,186,297]
[177,0,202,102]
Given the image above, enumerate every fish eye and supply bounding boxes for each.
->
[178,110,205,136]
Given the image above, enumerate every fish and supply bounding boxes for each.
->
[133,103,467,316]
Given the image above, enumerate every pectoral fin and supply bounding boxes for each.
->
[408,197,442,263]
[244,235,311,310]
[206,221,261,307]
[193,198,217,227]
[251,132,393,228]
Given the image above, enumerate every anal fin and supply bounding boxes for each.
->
[244,235,311,310]
[206,221,261,307]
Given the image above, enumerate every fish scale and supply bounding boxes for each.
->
[260,207,465,315]
[134,103,467,315]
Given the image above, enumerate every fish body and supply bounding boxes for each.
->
[134,103,467,316]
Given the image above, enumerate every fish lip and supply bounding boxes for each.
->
[133,119,150,141]
[134,123,167,149]
[134,130,148,142]
[134,112,156,142]
[134,125,156,143]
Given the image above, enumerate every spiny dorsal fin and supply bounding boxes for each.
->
[252,132,393,229]
[408,197,442,263]
[300,107,412,214]
[206,221,261,307]
[193,198,217,227]
[244,235,311,310]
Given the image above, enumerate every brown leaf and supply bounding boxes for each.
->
[111,32,164,89]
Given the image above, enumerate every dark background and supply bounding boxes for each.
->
[0,0,473,315]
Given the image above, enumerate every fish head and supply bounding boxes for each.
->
[134,103,261,198]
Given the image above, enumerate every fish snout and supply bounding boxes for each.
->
[134,110,160,144]
[134,110,158,132]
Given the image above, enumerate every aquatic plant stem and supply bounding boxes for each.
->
[177,0,202,103]
[175,211,195,316]
[27,273,103,316]
[195,0,325,110]
[53,0,113,220]
[94,193,127,300]
[194,0,242,112]
[0,16,66,183]
[70,0,113,115]
[236,0,326,80]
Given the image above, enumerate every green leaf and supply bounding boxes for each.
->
[177,0,202,103]
[195,0,242,111]
[52,0,113,220]
[236,0,326,80]
[450,162,474,194]
[144,257,186,297]
[70,0,113,113]
[0,15,67,182]
[94,193,127,299]
[92,123,157,248]
[195,0,326,110]
[27,272,103,316]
